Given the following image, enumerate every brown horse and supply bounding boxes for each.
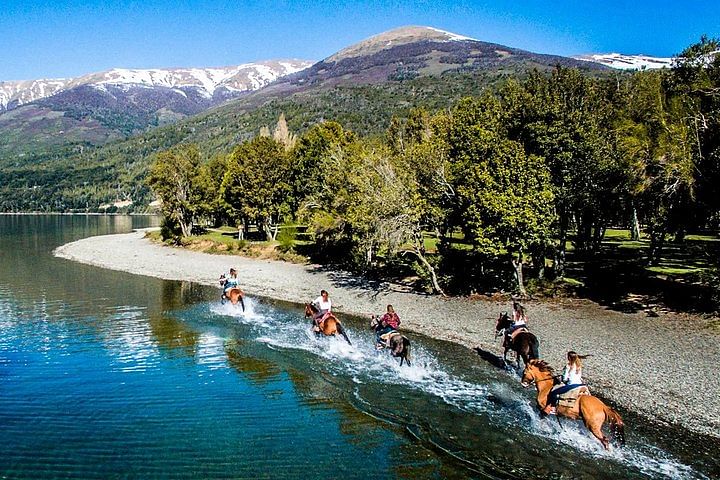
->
[370,316,411,366]
[224,288,245,311]
[304,304,351,344]
[521,359,625,450]
[495,312,539,368]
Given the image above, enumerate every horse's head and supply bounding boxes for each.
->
[304,303,317,318]
[521,359,552,388]
[495,312,511,332]
[370,315,380,330]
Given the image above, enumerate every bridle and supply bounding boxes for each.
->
[521,368,555,388]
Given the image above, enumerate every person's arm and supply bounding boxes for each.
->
[562,365,571,384]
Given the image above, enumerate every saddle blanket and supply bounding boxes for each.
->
[553,385,590,408]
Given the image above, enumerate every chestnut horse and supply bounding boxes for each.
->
[521,359,625,450]
[304,304,351,344]
[370,316,411,366]
[225,288,245,311]
[495,312,539,368]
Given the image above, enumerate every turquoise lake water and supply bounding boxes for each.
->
[0,215,717,479]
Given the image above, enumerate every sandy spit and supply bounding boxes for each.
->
[54,230,720,438]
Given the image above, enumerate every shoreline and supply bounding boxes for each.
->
[54,230,720,439]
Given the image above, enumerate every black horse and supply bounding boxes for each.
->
[370,316,411,367]
[495,312,539,368]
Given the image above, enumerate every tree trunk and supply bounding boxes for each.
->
[512,252,527,297]
[178,214,192,237]
[262,221,273,241]
[674,228,686,244]
[411,247,446,297]
[555,217,568,278]
[630,203,641,241]
[366,242,374,268]
[649,226,667,265]
[532,250,545,280]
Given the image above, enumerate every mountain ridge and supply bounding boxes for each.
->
[0,60,313,112]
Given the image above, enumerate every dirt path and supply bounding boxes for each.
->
[54,230,720,438]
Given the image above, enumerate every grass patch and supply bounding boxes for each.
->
[147,230,309,264]
[645,265,704,276]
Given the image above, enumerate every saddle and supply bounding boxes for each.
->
[552,385,590,408]
[315,312,335,330]
[510,327,528,342]
[377,330,400,348]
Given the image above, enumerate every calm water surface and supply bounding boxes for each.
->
[0,215,718,479]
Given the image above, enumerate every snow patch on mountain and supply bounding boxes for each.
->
[0,60,312,111]
[426,26,478,42]
[573,53,673,70]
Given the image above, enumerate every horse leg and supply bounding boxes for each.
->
[587,422,610,450]
[580,398,611,450]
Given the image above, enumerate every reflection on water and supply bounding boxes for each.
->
[0,215,718,479]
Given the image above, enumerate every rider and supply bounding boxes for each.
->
[220,268,239,302]
[373,304,401,348]
[544,351,589,415]
[311,290,332,331]
[505,301,528,347]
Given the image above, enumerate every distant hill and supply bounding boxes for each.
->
[0,25,610,212]
[0,61,312,161]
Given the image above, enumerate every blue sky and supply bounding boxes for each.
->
[2,0,718,81]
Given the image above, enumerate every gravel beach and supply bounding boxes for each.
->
[54,230,720,438]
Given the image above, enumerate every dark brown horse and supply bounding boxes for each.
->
[521,359,625,450]
[495,312,539,368]
[370,316,411,366]
[304,304,351,344]
[224,287,245,311]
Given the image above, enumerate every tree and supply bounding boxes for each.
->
[221,136,291,240]
[147,144,209,238]
[290,121,354,209]
[442,97,555,295]
[502,68,620,274]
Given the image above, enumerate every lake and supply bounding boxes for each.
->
[0,215,716,479]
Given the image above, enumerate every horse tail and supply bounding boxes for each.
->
[604,405,625,446]
[336,322,351,345]
[402,337,411,367]
[530,335,540,360]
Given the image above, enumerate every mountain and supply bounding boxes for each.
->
[0,61,312,112]
[1,25,611,212]
[252,26,605,101]
[573,53,673,70]
[0,60,312,161]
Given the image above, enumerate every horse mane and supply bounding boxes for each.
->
[529,359,554,373]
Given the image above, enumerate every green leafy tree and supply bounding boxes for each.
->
[147,144,209,238]
[221,136,291,240]
[442,97,555,295]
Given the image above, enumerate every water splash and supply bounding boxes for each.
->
[203,297,710,479]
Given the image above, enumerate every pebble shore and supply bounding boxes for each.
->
[54,230,720,438]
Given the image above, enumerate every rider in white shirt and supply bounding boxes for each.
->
[311,290,332,328]
[545,351,589,415]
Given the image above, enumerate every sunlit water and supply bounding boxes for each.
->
[0,215,717,479]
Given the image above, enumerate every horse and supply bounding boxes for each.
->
[521,359,625,450]
[370,316,411,367]
[304,303,351,345]
[495,312,539,368]
[224,287,245,311]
